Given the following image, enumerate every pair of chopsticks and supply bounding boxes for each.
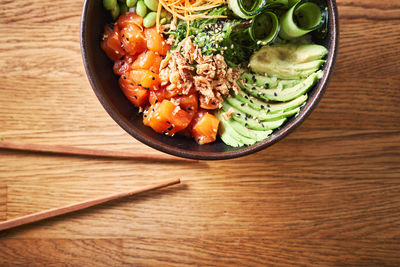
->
[0,141,187,231]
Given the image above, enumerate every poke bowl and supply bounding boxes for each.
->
[80,0,338,160]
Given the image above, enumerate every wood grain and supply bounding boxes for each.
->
[0,0,400,266]
[0,186,6,221]
[0,178,180,231]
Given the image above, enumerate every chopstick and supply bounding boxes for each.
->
[0,178,180,231]
[0,141,194,162]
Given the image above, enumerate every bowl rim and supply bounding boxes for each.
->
[80,0,339,160]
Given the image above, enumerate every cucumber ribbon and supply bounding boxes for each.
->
[228,0,288,19]
[279,0,328,40]
[249,11,280,45]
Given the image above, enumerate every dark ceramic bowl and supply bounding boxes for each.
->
[80,0,338,160]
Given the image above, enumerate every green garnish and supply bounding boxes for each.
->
[279,0,327,40]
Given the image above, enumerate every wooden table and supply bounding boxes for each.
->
[0,0,399,266]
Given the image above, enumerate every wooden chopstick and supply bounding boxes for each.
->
[0,141,194,162]
[0,178,180,231]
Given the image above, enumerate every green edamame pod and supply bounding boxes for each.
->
[126,0,137,8]
[143,12,157,28]
[104,0,117,10]
[136,1,148,17]
[120,2,128,14]
[144,0,159,12]
[111,3,120,19]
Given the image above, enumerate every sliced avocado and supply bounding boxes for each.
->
[216,111,255,146]
[226,97,301,121]
[229,119,272,141]
[258,107,300,121]
[240,73,302,89]
[217,116,243,147]
[222,102,287,131]
[292,44,328,63]
[235,91,308,112]
[249,43,327,79]
[251,59,324,79]
[241,73,279,88]
[239,70,322,102]
[235,91,271,111]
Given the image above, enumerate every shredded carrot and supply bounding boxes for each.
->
[156,1,162,33]
[158,0,226,23]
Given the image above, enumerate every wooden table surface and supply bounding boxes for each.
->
[0,0,399,266]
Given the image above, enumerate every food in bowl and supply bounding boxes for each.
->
[100,0,328,147]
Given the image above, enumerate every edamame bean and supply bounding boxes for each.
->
[143,12,157,28]
[144,0,158,12]
[136,1,147,18]
[103,0,117,10]
[120,2,128,14]
[110,3,120,19]
[160,17,167,25]
[126,0,137,8]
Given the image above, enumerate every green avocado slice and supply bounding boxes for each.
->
[226,96,302,121]
[235,91,308,112]
[239,70,322,102]
[240,73,302,89]
[229,120,272,141]
[222,102,287,131]
[249,43,328,79]
[216,111,254,146]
